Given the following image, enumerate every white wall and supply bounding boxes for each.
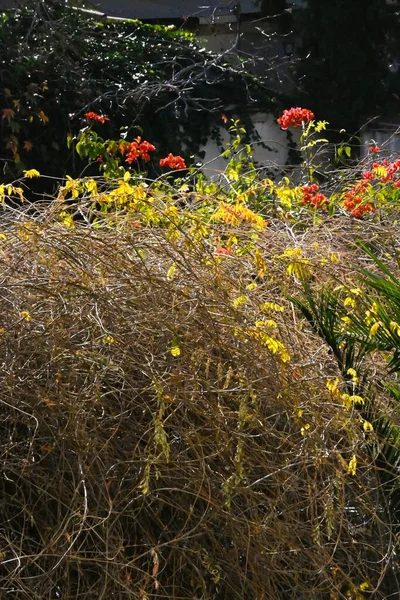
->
[360,125,400,158]
[198,112,298,178]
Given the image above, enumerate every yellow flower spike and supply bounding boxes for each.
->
[263,319,278,328]
[84,178,98,194]
[326,378,339,393]
[300,424,310,436]
[254,249,267,278]
[359,582,370,591]
[287,260,311,281]
[213,201,267,229]
[344,297,356,309]
[389,321,400,336]
[246,282,258,291]
[347,455,357,476]
[104,335,115,344]
[167,263,176,281]
[350,287,363,296]
[170,345,181,357]
[341,393,352,410]
[362,420,374,433]
[347,368,359,385]
[259,302,284,312]
[233,295,249,308]
[255,319,277,329]
[281,247,303,259]
[251,329,290,363]
[329,252,339,263]
[279,349,290,363]
[370,302,379,315]
[23,168,40,178]
[59,211,74,228]
[20,310,32,322]
[369,321,381,336]
[351,395,364,406]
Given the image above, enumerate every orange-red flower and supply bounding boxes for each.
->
[160,153,186,170]
[362,170,374,180]
[125,137,156,164]
[301,183,328,209]
[343,180,375,217]
[277,107,315,130]
[368,145,380,153]
[216,247,232,256]
[139,140,156,162]
[125,143,140,163]
[84,111,109,124]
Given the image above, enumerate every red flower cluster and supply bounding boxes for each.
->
[277,107,315,130]
[343,180,375,218]
[215,247,233,256]
[159,153,186,170]
[345,157,400,217]
[301,183,328,209]
[362,158,400,184]
[85,111,109,124]
[368,145,380,153]
[377,158,400,183]
[123,137,156,164]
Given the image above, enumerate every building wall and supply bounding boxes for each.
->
[199,113,297,178]
[360,124,400,158]
[87,0,261,20]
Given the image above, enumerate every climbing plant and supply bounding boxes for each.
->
[0,0,278,184]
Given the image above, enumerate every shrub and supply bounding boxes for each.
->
[0,183,397,599]
[0,106,399,598]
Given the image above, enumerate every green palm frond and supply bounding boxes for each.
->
[290,246,400,535]
[289,281,369,384]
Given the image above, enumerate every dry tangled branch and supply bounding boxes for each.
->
[0,202,397,599]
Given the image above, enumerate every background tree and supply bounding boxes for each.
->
[0,0,279,185]
[295,0,400,132]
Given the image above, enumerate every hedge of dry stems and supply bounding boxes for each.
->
[0,190,398,600]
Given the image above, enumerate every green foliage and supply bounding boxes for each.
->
[0,0,277,184]
[291,244,400,544]
[289,283,369,378]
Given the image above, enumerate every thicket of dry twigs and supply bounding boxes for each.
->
[0,201,398,599]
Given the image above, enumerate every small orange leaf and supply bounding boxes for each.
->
[6,135,18,155]
[2,108,15,121]
[37,110,49,124]
[23,140,33,152]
